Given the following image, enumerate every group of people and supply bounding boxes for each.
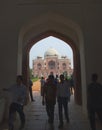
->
[41,74,71,128]
[2,73,102,130]
[41,73,102,130]
[3,74,72,130]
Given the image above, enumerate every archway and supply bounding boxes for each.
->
[22,30,82,105]
[17,13,87,111]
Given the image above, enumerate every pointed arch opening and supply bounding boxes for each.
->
[22,31,82,105]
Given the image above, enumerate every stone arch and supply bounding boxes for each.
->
[18,13,86,108]
[22,30,81,105]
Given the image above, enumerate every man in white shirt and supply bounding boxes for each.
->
[3,75,27,130]
[57,74,70,128]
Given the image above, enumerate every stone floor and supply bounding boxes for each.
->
[1,91,102,130]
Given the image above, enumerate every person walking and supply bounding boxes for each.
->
[87,73,102,130]
[40,77,45,96]
[3,75,27,130]
[29,78,35,101]
[69,74,74,95]
[57,74,71,128]
[42,75,57,124]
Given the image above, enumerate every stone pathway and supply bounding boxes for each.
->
[24,91,91,130]
[24,91,102,130]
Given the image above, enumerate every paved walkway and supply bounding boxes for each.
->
[24,91,91,130]
[1,89,102,130]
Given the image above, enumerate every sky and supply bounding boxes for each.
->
[29,36,73,69]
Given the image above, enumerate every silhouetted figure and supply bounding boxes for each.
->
[29,79,35,101]
[54,74,59,85]
[40,77,45,96]
[42,75,57,124]
[3,75,27,130]
[57,74,70,128]
[69,75,74,94]
[87,73,102,130]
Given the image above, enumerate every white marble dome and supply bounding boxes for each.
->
[44,48,59,58]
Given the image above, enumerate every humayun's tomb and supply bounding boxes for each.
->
[32,48,73,78]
